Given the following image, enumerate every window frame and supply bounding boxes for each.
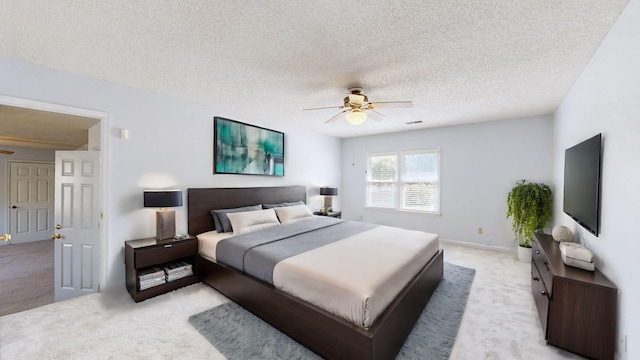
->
[366,148,441,215]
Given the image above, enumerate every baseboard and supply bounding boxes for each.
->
[440,238,513,253]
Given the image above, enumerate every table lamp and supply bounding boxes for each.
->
[319,187,338,215]
[144,190,183,240]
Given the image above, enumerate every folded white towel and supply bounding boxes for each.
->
[559,242,594,263]
[560,252,595,271]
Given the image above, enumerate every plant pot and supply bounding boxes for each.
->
[517,245,532,263]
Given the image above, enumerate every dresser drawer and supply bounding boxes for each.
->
[135,239,197,268]
[532,240,553,296]
[531,261,549,334]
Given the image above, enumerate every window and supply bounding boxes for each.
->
[366,149,440,214]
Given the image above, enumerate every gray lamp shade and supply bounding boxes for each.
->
[320,187,338,196]
[144,190,183,208]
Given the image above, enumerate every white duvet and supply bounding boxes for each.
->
[197,224,439,329]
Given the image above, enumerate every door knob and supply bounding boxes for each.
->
[51,233,62,239]
[0,233,11,243]
[55,224,62,229]
[11,205,18,209]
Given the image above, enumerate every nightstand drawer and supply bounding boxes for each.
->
[135,240,197,268]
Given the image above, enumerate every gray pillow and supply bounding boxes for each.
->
[210,204,262,233]
[262,200,305,209]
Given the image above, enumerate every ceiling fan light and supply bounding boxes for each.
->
[345,111,367,125]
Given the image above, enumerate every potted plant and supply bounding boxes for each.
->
[507,180,553,262]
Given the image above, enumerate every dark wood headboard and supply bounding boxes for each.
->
[187,185,307,236]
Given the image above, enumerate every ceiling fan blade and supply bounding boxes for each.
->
[368,109,386,122]
[326,109,350,123]
[369,101,413,109]
[303,105,344,111]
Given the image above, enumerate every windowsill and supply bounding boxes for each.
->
[364,206,441,216]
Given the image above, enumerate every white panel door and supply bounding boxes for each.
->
[9,162,55,244]
[54,151,101,301]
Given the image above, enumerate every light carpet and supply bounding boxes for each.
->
[0,243,586,360]
[0,239,54,316]
[189,263,475,360]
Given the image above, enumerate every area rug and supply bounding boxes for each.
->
[189,262,475,360]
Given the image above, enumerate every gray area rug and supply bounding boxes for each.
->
[189,262,475,359]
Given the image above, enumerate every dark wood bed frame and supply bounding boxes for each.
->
[187,186,444,360]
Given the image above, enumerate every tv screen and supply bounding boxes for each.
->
[563,134,602,236]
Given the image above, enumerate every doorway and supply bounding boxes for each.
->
[0,95,108,315]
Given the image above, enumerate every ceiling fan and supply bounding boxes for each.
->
[303,87,412,125]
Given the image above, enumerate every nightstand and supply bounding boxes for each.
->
[125,236,198,302]
[313,211,342,219]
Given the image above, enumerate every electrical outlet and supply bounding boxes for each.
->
[477,227,483,234]
[619,335,628,360]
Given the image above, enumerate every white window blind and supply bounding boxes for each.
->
[367,155,397,208]
[401,151,439,212]
[366,149,440,214]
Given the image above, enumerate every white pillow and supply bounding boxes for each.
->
[274,204,314,225]
[227,208,281,235]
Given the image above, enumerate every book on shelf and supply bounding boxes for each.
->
[166,269,194,282]
[163,261,193,282]
[164,261,192,273]
[137,266,166,290]
[139,276,166,290]
[138,266,164,281]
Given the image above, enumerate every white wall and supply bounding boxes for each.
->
[341,115,554,250]
[0,146,55,234]
[0,56,342,293]
[554,0,639,358]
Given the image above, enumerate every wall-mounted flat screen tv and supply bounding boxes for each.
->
[563,133,602,236]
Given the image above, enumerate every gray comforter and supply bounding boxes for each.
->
[216,217,378,284]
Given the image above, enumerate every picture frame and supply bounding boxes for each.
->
[213,117,285,176]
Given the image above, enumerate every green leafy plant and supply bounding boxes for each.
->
[506,180,553,248]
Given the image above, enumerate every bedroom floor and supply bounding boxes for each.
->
[442,242,584,360]
[0,242,585,359]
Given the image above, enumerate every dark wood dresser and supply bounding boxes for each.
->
[531,233,617,360]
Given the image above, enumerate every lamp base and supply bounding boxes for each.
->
[156,209,176,240]
[323,196,333,213]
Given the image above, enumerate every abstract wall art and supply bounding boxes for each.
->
[214,117,284,176]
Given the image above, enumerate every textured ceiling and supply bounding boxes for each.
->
[0,105,99,150]
[0,1,630,140]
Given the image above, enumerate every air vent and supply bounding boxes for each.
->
[405,120,423,125]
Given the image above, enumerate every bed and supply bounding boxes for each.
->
[188,186,444,360]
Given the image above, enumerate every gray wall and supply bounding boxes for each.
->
[554,0,639,357]
[341,115,554,250]
[0,56,342,292]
